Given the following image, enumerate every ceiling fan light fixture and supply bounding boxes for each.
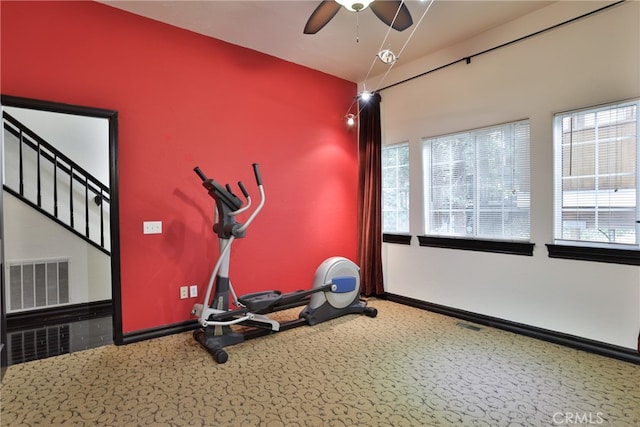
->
[304,0,412,34]
[335,0,374,12]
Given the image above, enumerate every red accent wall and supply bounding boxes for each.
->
[1,1,358,333]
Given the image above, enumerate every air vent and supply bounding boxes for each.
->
[7,259,70,312]
[456,322,483,332]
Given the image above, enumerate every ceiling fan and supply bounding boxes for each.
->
[304,0,413,34]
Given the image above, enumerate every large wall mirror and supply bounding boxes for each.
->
[0,94,121,371]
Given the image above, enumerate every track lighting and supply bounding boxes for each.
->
[338,0,435,130]
[345,113,356,126]
[359,91,371,101]
[377,49,397,64]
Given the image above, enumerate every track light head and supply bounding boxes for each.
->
[359,91,371,101]
[346,113,356,126]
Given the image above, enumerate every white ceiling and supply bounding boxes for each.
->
[101,0,554,83]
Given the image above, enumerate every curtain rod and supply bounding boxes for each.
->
[377,0,627,93]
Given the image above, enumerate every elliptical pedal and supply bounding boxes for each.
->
[238,290,283,312]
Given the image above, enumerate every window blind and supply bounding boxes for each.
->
[382,143,410,233]
[553,100,639,247]
[423,120,530,240]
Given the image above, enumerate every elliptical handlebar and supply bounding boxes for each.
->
[252,163,263,186]
[238,163,265,233]
[194,166,208,182]
[193,163,266,233]
[238,181,249,198]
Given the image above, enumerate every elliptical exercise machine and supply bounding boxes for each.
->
[191,163,377,363]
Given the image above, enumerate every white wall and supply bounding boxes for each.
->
[4,107,109,186]
[4,192,111,308]
[370,1,640,349]
[2,121,111,251]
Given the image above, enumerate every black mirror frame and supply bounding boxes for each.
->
[0,94,123,347]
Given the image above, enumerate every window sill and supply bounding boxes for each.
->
[382,233,412,245]
[546,244,640,266]
[418,236,534,256]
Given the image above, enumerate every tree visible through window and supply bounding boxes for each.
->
[423,120,530,240]
[553,100,639,248]
[382,143,409,233]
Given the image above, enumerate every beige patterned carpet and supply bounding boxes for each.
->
[1,299,639,426]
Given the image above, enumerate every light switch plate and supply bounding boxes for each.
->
[143,221,162,234]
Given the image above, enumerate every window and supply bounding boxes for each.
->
[553,100,639,250]
[382,143,410,233]
[423,120,530,241]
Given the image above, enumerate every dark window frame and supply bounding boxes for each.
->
[418,235,534,256]
[383,233,412,245]
[546,244,639,266]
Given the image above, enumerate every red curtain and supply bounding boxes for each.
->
[357,93,384,296]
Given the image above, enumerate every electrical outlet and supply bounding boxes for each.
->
[143,221,162,234]
[180,286,188,299]
[189,285,198,298]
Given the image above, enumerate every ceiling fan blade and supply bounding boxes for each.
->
[369,1,413,31]
[304,1,342,34]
